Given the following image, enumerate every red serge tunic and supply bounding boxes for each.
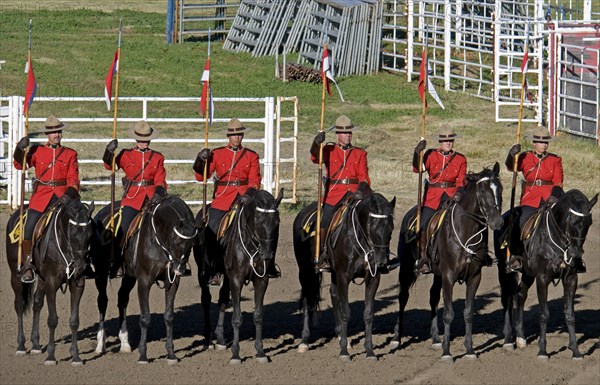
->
[15,144,80,212]
[311,143,370,206]
[194,145,261,211]
[105,148,167,211]
[515,151,563,208]
[415,149,467,210]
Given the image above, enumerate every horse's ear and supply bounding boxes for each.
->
[390,196,396,211]
[275,188,284,207]
[590,193,599,209]
[493,162,500,175]
[88,201,95,216]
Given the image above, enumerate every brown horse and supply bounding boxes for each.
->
[6,199,95,365]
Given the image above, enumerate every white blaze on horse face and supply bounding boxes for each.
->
[490,182,500,209]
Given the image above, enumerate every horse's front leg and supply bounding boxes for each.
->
[333,272,351,361]
[44,284,59,365]
[535,276,551,359]
[137,277,152,364]
[562,273,582,359]
[164,278,180,364]
[463,271,482,359]
[68,277,85,365]
[392,249,418,349]
[440,274,455,361]
[430,275,443,347]
[117,275,137,353]
[94,272,109,354]
[31,280,46,354]
[253,276,269,363]
[364,273,381,360]
[515,274,534,349]
[215,278,230,349]
[229,277,243,364]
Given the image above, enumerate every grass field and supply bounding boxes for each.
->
[0,3,598,212]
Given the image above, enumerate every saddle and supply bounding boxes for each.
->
[405,206,448,245]
[217,203,239,240]
[125,210,146,244]
[521,210,543,241]
[299,196,353,248]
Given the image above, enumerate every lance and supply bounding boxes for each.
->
[109,18,122,263]
[415,34,429,260]
[201,29,211,221]
[17,19,34,272]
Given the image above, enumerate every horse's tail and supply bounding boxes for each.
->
[21,281,34,315]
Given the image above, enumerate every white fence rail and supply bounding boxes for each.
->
[0,95,298,208]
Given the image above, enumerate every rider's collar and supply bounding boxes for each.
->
[337,143,354,151]
[135,146,150,152]
[438,149,454,156]
[47,143,61,149]
[227,144,242,152]
[534,151,547,159]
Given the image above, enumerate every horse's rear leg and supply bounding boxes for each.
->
[440,276,455,361]
[44,286,59,365]
[463,272,482,359]
[562,274,582,359]
[535,277,551,359]
[229,278,243,364]
[215,278,230,349]
[515,275,534,349]
[11,278,29,354]
[253,277,269,363]
[31,282,45,354]
[137,278,152,364]
[430,275,442,347]
[164,279,180,364]
[364,275,381,360]
[200,278,213,348]
[94,274,109,354]
[497,261,518,349]
[117,275,136,353]
[392,260,417,348]
[69,279,85,366]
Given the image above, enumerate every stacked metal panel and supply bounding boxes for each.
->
[297,0,383,76]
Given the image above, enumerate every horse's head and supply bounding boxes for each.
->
[59,199,95,278]
[243,188,283,262]
[465,162,503,230]
[153,196,198,266]
[553,190,598,261]
[358,193,396,271]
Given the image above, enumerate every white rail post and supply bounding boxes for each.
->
[444,0,451,91]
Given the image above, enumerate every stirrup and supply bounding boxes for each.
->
[414,259,432,275]
[174,262,192,277]
[208,273,222,287]
[267,263,281,278]
[314,259,331,273]
[19,267,35,284]
[506,256,522,273]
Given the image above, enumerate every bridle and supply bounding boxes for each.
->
[351,198,393,277]
[53,204,93,281]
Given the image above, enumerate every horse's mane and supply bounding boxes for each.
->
[466,164,497,183]
[366,192,394,218]
[254,190,276,209]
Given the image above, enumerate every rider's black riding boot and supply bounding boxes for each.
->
[315,229,331,272]
[414,231,432,275]
[19,240,35,283]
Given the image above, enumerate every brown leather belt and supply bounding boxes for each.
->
[130,179,154,187]
[217,179,248,187]
[330,178,359,185]
[429,181,455,189]
[37,179,67,187]
[524,180,553,186]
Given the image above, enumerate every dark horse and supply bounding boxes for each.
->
[193,189,283,364]
[494,189,598,359]
[293,192,396,361]
[91,195,198,364]
[393,163,503,361]
[6,199,95,365]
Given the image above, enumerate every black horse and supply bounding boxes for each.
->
[293,192,396,360]
[393,163,503,361]
[91,195,198,364]
[6,199,95,365]
[494,189,598,359]
[194,189,283,364]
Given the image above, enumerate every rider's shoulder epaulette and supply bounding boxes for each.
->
[546,152,560,159]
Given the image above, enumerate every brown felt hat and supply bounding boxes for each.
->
[127,121,159,141]
[331,115,358,133]
[224,118,251,135]
[435,125,461,141]
[526,125,556,142]
[41,115,69,134]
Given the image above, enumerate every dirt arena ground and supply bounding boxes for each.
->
[1,208,599,385]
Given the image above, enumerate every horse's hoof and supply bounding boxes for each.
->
[120,344,132,353]
[297,343,309,353]
[230,358,242,365]
[44,360,57,366]
[516,337,527,349]
[572,356,583,361]
[389,340,400,349]
[339,355,351,362]
[167,359,179,365]
[216,344,227,351]
[256,356,268,364]
[95,346,106,355]
[137,360,149,365]
[537,355,549,361]
[71,360,83,367]
[464,354,477,360]
[366,355,378,361]
[440,355,454,362]
[30,349,42,355]
[15,350,27,356]
[502,343,515,351]
[431,342,442,349]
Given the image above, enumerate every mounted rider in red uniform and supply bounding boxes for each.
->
[193,118,279,284]
[102,121,176,276]
[310,115,398,273]
[13,116,83,283]
[504,125,583,272]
